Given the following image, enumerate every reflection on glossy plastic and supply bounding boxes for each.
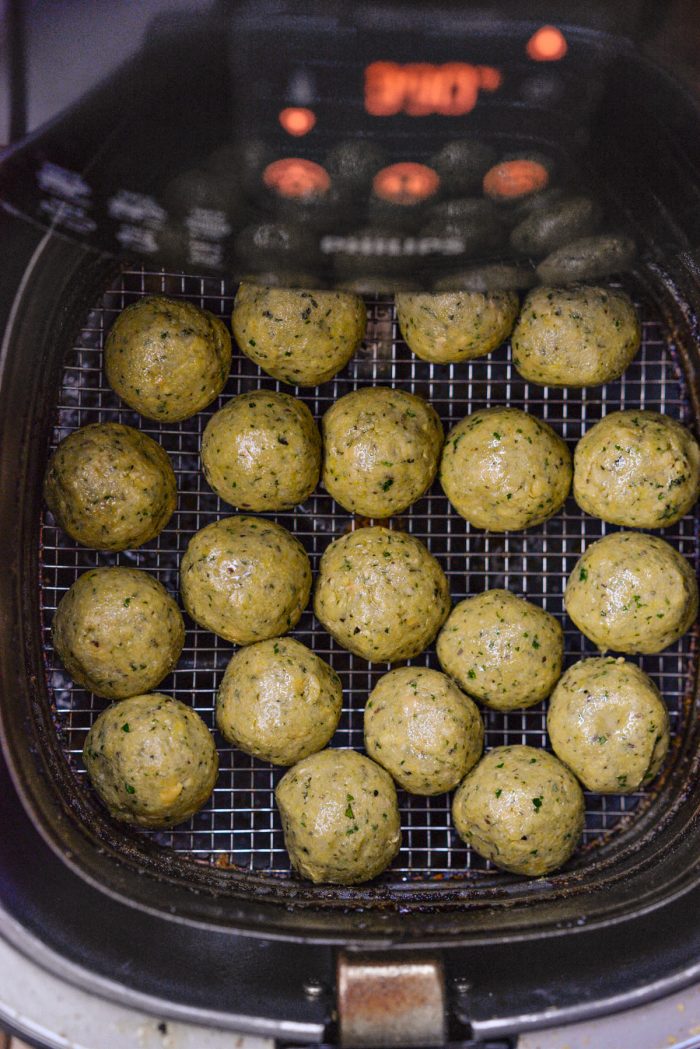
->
[107,191,166,227]
[39,198,96,234]
[373,163,440,205]
[37,162,91,201]
[263,158,330,198]
[0,5,646,288]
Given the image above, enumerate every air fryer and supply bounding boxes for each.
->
[1,2,700,1045]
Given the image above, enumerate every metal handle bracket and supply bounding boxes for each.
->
[337,952,446,1048]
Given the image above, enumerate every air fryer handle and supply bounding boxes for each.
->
[336,952,446,1048]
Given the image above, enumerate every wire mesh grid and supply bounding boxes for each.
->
[38,265,699,884]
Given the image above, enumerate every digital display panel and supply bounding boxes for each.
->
[0,5,620,288]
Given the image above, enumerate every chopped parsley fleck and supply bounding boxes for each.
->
[380,477,394,491]
[579,567,588,582]
[125,783,136,795]
[495,788,502,798]
[121,723,130,733]
[532,796,543,811]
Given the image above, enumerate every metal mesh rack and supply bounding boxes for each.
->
[39,266,699,882]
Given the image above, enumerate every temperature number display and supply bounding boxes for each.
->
[365,61,502,117]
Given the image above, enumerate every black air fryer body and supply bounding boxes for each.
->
[1,2,700,1044]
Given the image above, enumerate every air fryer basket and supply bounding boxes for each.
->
[5,246,697,1045]
[38,265,699,903]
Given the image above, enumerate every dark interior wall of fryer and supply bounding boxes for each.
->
[591,55,700,261]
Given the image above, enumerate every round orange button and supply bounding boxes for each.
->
[527,25,568,62]
[278,107,317,137]
[373,162,440,205]
[263,158,330,198]
[483,159,549,201]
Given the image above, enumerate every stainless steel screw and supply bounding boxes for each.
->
[451,977,471,995]
[304,979,325,999]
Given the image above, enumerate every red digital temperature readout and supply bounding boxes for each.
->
[365,61,502,117]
